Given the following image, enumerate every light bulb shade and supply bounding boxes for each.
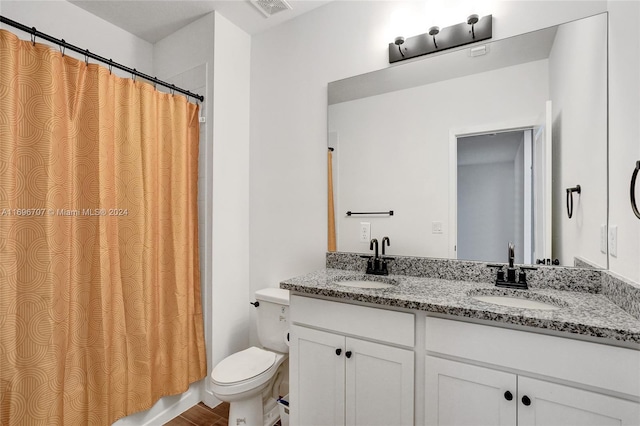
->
[467,14,479,25]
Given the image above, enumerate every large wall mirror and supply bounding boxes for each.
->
[327,13,608,268]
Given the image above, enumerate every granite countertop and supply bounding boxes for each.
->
[280,268,640,346]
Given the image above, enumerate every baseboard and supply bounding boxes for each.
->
[112,380,204,426]
[201,385,223,409]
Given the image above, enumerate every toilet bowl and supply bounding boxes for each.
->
[211,288,289,426]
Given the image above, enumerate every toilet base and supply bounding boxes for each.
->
[227,393,262,426]
[225,394,280,426]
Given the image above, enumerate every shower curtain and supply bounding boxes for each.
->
[0,30,206,425]
[328,149,336,251]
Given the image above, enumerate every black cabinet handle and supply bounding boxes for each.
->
[250,301,259,307]
[504,391,513,401]
[335,348,342,356]
[345,351,352,358]
[522,395,531,406]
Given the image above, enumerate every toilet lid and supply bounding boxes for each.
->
[212,347,277,384]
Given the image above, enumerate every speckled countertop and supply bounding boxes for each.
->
[280,268,640,346]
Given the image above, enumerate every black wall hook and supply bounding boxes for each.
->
[566,185,581,219]
[631,161,640,219]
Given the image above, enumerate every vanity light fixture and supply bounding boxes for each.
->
[389,14,492,63]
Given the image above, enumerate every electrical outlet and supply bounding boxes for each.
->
[600,224,607,254]
[432,221,443,234]
[609,225,618,258]
[360,222,371,243]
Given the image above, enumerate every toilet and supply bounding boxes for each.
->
[211,288,290,426]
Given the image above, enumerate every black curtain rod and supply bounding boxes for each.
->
[0,15,204,102]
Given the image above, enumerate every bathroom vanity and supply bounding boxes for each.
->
[281,255,640,426]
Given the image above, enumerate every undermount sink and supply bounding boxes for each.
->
[471,295,561,311]
[333,276,397,289]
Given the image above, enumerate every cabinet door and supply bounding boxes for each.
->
[345,337,414,426]
[425,356,517,426]
[518,376,640,426]
[290,325,345,426]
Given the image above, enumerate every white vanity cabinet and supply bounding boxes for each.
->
[289,295,415,426]
[424,317,640,426]
[425,356,640,425]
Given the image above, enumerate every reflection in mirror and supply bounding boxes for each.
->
[327,13,607,268]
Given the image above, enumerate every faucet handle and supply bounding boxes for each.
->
[517,266,537,287]
[487,264,505,283]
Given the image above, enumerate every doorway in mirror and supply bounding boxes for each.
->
[457,129,534,264]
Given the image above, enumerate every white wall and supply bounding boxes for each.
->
[249,0,612,345]
[328,60,547,258]
[0,1,152,78]
[210,11,252,400]
[548,13,608,269]
[608,0,640,283]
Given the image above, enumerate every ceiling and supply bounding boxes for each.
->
[69,0,332,43]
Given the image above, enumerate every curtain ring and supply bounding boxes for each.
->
[171,84,175,96]
[153,77,157,90]
[84,49,89,66]
[108,59,113,75]
[30,27,36,45]
[59,39,66,57]
[132,69,137,82]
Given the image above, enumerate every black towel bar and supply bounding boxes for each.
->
[346,210,394,216]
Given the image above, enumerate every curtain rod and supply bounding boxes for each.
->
[0,15,204,102]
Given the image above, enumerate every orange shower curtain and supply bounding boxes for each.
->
[0,30,206,425]
[328,149,336,251]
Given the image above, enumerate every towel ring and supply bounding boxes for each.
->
[566,185,581,219]
[632,161,640,219]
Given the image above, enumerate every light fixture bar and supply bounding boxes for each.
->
[389,14,492,63]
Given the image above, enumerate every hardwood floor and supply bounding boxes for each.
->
[163,402,282,426]
[164,402,230,426]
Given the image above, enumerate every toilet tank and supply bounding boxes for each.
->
[255,288,290,353]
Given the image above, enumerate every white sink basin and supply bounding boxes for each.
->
[472,295,560,310]
[335,279,395,289]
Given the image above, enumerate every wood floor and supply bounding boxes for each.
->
[164,402,230,426]
[164,402,282,426]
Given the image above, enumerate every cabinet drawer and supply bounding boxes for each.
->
[291,295,414,346]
